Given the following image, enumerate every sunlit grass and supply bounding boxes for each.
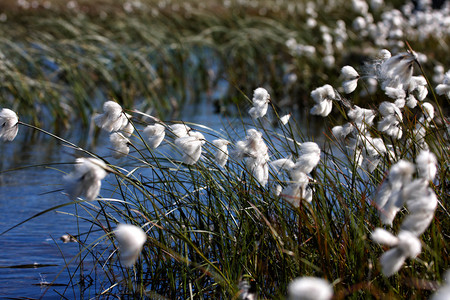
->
[0,0,449,298]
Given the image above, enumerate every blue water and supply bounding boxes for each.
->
[0,99,316,298]
[0,138,89,298]
[0,100,237,298]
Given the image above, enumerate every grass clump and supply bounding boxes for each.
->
[1,43,449,298]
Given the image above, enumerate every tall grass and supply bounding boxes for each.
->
[2,44,449,298]
[0,0,449,298]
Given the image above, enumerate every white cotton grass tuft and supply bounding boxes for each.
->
[310,84,335,117]
[408,75,428,102]
[120,117,134,137]
[110,132,130,158]
[375,160,415,225]
[405,95,417,109]
[271,143,320,207]
[249,87,270,119]
[94,101,130,132]
[280,113,291,125]
[0,108,19,141]
[347,105,376,128]
[212,139,230,168]
[287,277,333,300]
[361,136,387,172]
[378,49,392,60]
[371,229,422,277]
[400,180,437,236]
[234,129,269,186]
[371,228,398,246]
[341,65,360,93]
[271,157,310,206]
[377,101,403,139]
[174,131,205,165]
[420,102,434,123]
[169,123,191,138]
[332,123,354,140]
[64,157,109,201]
[435,70,450,99]
[384,87,406,100]
[114,224,147,268]
[297,142,321,174]
[377,51,417,90]
[415,150,437,181]
[143,123,165,149]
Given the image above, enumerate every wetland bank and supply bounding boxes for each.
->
[0,0,449,298]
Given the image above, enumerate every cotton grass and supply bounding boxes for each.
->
[0,108,19,142]
[1,7,448,297]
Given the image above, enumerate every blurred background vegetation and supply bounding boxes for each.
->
[0,0,448,129]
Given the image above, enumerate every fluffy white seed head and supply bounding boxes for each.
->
[64,158,108,201]
[114,224,147,267]
[379,49,392,60]
[371,228,398,246]
[379,101,402,119]
[234,129,269,186]
[311,84,335,103]
[143,123,165,149]
[385,87,406,100]
[271,158,296,172]
[341,65,359,79]
[403,180,438,214]
[110,132,130,158]
[212,139,230,168]
[342,79,359,94]
[94,101,128,132]
[332,123,354,140]
[175,134,203,165]
[310,99,333,117]
[435,71,450,98]
[120,116,134,137]
[416,150,437,181]
[0,108,19,141]
[421,102,434,123]
[376,160,415,225]
[348,106,376,127]
[235,129,267,160]
[247,157,269,186]
[252,87,270,104]
[169,123,191,138]
[401,210,436,237]
[397,231,422,258]
[280,114,291,125]
[405,95,417,108]
[378,51,417,89]
[249,87,270,119]
[341,66,360,94]
[377,231,421,277]
[408,76,428,101]
[389,160,415,189]
[377,115,403,139]
[288,277,333,300]
[294,142,321,174]
[379,247,406,277]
